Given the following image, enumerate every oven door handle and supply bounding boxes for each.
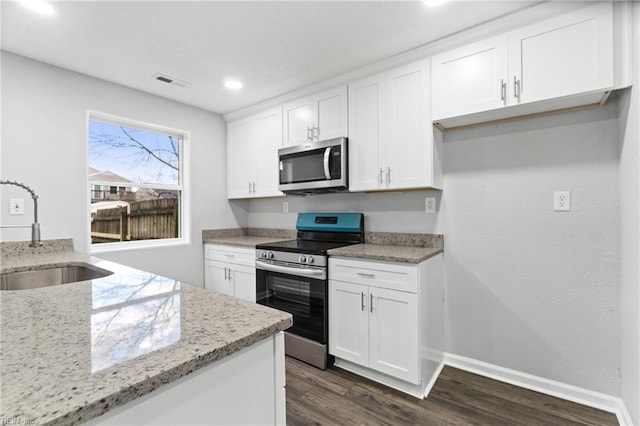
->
[256,260,326,280]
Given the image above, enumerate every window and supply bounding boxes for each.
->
[88,114,188,250]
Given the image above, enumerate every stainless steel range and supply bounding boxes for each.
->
[255,212,364,369]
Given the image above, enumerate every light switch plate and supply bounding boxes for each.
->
[10,198,24,215]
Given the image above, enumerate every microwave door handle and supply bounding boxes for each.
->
[323,147,332,180]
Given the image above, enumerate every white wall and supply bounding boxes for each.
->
[0,51,243,286]
[618,3,640,424]
[247,101,622,397]
[442,102,620,396]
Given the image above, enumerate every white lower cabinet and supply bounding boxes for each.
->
[330,281,419,383]
[204,244,256,303]
[89,332,286,425]
[329,254,443,398]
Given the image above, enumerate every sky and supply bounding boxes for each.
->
[88,120,180,186]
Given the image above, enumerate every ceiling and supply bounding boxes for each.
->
[1,1,540,115]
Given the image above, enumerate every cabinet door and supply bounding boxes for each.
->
[348,74,386,192]
[282,97,313,147]
[230,265,256,303]
[313,86,348,141]
[508,2,613,105]
[227,118,255,199]
[204,260,235,297]
[431,35,509,120]
[385,60,432,190]
[253,108,283,198]
[328,280,369,366]
[368,287,419,384]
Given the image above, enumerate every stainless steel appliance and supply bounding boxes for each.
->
[255,212,364,369]
[278,137,348,195]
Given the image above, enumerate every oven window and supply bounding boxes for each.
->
[279,148,327,184]
[256,269,326,344]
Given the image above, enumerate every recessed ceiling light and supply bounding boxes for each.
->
[423,0,447,7]
[224,80,243,90]
[18,0,55,15]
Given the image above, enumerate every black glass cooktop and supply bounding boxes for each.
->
[255,239,356,255]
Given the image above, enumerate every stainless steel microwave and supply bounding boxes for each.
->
[278,137,348,195]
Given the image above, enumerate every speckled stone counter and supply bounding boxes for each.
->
[328,232,444,264]
[328,244,442,263]
[0,240,292,426]
[202,228,295,247]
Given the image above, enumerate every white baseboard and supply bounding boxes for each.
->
[443,352,633,426]
[424,362,445,398]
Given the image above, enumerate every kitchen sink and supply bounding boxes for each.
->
[0,265,113,290]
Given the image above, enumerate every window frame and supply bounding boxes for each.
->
[87,111,191,253]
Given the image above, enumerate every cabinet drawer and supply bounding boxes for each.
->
[204,244,255,266]
[329,258,418,293]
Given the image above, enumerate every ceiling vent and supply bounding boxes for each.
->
[152,73,191,88]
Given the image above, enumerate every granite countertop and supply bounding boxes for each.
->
[327,232,444,264]
[0,240,292,426]
[202,228,295,247]
[327,244,443,264]
[201,228,444,263]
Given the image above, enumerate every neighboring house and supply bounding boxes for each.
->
[89,166,178,202]
[89,166,135,202]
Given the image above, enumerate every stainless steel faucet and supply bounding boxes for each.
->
[0,180,43,247]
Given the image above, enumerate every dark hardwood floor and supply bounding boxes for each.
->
[285,357,618,426]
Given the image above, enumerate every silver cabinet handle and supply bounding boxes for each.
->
[248,181,252,194]
[224,253,235,258]
[357,272,375,278]
[514,76,521,100]
[370,293,374,313]
[224,267,228,280]
[307,126,312,142]
[501,78,506,102]
[361,292,366,311]
[387,166,391,184]
[379,168,384,185]
[323,147,332,180]
[252,181,256,193]
[314,126,320,141]
[227,268,232,281]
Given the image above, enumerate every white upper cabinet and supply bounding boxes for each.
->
[283,86,347,147]
[386,61,434,190]
[508,2,613,105]
[349,59,442,192]
[227,117,254,199]
[432,35,509,120]
[227,107,283,199]
[347,74,385,192]
[282,98,313,147]
[432,2,614,125]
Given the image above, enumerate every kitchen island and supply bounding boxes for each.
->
[0,240,292,425]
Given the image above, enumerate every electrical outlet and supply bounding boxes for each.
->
[283,202,289,213]
[553,191,571,211]
[9,198,24,215]
[425,197,436,213]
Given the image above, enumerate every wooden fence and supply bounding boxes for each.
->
[91,198,178,243]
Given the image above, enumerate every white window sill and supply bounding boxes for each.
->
[90,238,190,254]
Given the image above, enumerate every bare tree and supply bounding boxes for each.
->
[89,124,179,182]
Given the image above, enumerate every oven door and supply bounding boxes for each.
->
[256,260,327,345]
